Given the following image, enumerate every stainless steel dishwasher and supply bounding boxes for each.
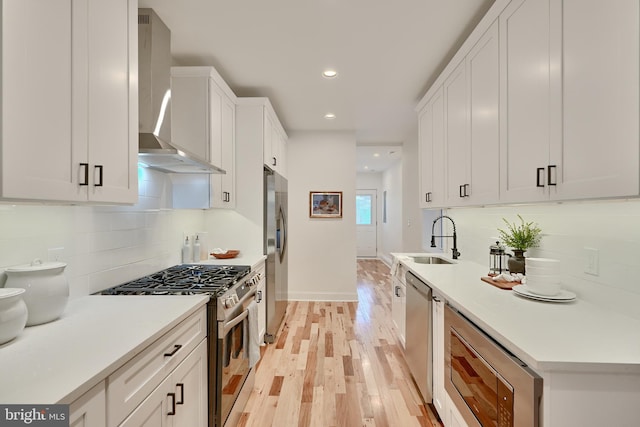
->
[405,271,433,403]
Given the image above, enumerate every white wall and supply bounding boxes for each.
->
[0,167,205,296]
[380,160,403,264]
[288,131,358,301]
[441,201,640,320]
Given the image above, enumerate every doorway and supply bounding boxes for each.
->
[356,189,377,257]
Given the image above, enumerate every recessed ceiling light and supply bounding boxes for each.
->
[322,69,338,78]
[373,153,380,157]
[364,166,369,170]
[324,113,336,120]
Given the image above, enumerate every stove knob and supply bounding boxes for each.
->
[232,294,239,304]
[224,297,235,309]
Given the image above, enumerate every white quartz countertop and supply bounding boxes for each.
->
[0,295,209,405]
[392,253,640,374]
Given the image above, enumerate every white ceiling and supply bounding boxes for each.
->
[139,0,494,170]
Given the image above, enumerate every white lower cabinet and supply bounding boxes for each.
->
[69,381,106,427]
[432,296,445,418]
[120,340,208,427]
[391,261,407,347]
[445,393,469,427]
[108,307,207,427]
[254,260,267,344]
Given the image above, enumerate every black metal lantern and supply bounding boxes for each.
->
[489,241,508,275]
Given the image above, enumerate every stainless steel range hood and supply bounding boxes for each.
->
[138,9,225,174]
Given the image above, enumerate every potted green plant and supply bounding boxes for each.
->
[497,214,542,274]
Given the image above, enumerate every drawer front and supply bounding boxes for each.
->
[107,307,207,427]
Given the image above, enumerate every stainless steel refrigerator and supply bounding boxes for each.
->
[264,167,288,343]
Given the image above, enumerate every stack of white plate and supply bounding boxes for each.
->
[512,258,577,302]
[525,258,561,296]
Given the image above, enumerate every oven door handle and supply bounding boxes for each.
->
[220,309,249,336]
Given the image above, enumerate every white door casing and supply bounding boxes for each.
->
[356,190,377,257]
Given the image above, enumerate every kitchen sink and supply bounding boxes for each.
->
[411,256,454,265]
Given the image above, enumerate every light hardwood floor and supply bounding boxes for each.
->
[238,259,442,427]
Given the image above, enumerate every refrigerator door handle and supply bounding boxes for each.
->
[277,205,287,262]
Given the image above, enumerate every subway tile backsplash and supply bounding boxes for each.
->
[436,200,640,320]
[0,168,205,297]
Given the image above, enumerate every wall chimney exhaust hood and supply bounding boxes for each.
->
[138,9,225,174]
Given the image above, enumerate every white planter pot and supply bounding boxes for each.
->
[5,259,69,326]
[0,288,28,344]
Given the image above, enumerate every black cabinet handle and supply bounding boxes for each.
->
[432,295,441,302]
[176,383,185,405]
[167,392,176,415]
[79,163,89,186]
[256,290,263,303]
[272,156,277,166]
[548,165,557,186]
[164,344,182,357]
[464,184,470,197]
[459,185,464,198]
[395,286,401,297]
[536,167,545,187]
[94,165,103,187]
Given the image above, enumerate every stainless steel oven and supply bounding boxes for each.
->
[444,305,542,427]
[215,278,257,427]
[100,264,261,427]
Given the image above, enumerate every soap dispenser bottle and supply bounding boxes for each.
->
[181,236,191,263]
[193,235,201,262]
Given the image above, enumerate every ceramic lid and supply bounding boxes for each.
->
[0,288,26,299]
[5,258,67,273]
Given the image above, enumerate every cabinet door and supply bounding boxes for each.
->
[211,94,236,208]
[70,381,106,427]
[263,112,275,169]
[444,60,470,206]
[171,340,207,427]
[432,298,445,418]
[119,377,172,427]
[86,0,137,203]
[467,19,500,205]
[558,0,639,200]
[418,87,445,208]
[499,0,558,203]
[2,0,84,202]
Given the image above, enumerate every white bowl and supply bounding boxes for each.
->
[0,288,28,345]
[525,264,560,275]
[525,257,560,267]
[4,259,68,326]
[525,273,562,282]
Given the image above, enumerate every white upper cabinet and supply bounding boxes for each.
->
[499,0,560,203]
[263,109,288,178]
[418,87,445,208]
[466,19,500,205]
[558,0,639,200]
[171,66,237,209]
[1,0,138,204]
[440,19,501,207]
[444,60,469,206]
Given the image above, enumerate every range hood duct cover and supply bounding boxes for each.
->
[137,9,225,174]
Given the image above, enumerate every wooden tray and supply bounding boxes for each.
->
[481,276,521,290]
[211,250,240,259]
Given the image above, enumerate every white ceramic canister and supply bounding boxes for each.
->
[0,288,28,344]
[4,259,69,326]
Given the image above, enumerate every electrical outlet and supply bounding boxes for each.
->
[584,247,599,276]
[48,247,65,262]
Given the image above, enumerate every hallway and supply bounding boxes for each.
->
[239,259,441,427]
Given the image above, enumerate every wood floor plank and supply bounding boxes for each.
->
[240,259,442,427]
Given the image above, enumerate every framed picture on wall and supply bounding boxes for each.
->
[309,191,342,218]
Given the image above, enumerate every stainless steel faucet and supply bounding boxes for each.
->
[430,215,460,259]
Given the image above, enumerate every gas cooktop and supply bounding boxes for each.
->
[101,264,251,296]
